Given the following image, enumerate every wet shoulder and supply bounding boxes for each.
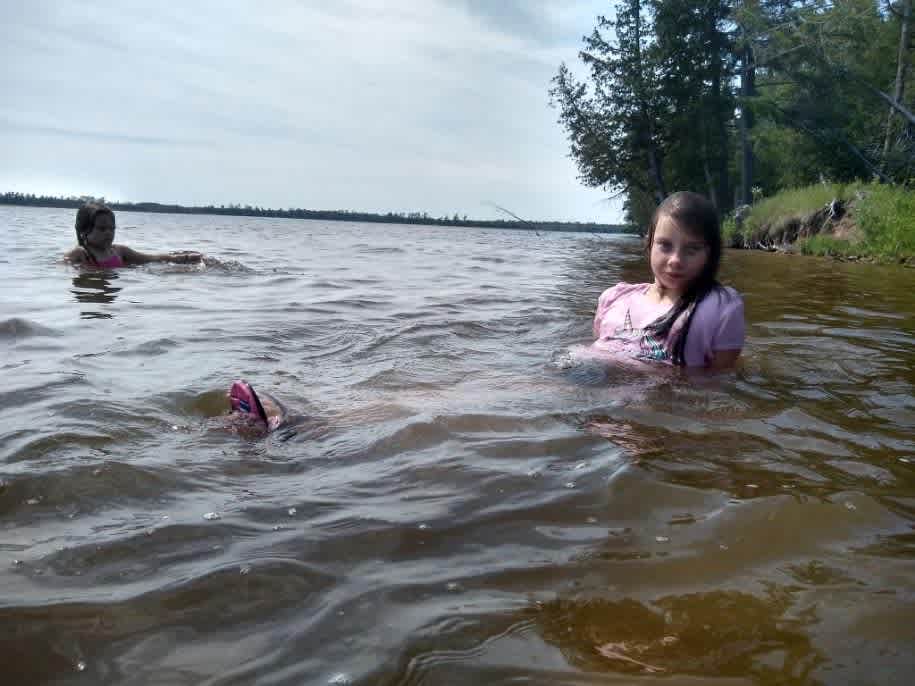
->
[695,285,744,321]
[64,246,88,263]
[598,282,650,308]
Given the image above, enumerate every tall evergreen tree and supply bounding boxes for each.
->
[551,0,667,225]
[744,0,904,184]
[552,0,911,226]
[650,0,735,209]
[882,0,913,177]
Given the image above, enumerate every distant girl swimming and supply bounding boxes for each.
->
[65,202,203,268]
[589,191,745,370]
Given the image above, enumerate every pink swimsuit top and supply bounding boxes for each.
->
[91,253,125,269]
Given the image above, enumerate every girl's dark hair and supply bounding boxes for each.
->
[644,191,723,365]
[74,202,115,265]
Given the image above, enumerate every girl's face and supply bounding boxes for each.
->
[649,214,709,297]
[85,213,115,249]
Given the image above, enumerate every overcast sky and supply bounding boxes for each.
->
[2,0,624,222]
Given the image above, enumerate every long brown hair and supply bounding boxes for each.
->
[643,191,723,365]
[74,202,115,265]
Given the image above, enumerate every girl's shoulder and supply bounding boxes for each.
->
[64,246,88,263]
[694,285,744,323]
[702,285,743,309]
[598,281,650,307]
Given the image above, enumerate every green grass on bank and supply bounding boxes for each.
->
[727,182,914,261]
[796,235,858,257]
[745,183,861,236]
[854,183,915,258]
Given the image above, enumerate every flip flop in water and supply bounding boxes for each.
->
[228,380,284,432]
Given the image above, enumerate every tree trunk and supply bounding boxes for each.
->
[709,8,730,212]
[647,129,667,203]
[632,0,667,203]
[882,0,912,169]
[703,154,718,208]
[739,41,756,205]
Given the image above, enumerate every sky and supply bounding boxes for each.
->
[1,0,624,223]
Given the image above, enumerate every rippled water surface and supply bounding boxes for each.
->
[2,206,914,685]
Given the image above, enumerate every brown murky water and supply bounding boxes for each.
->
[1,206,913,685]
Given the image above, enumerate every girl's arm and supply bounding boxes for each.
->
[64,247,88,264]
[593,283,628,338]
[705,290,744,371]
[117,246,203,265]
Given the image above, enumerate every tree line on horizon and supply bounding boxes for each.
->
[550,0,913,226]
[0,192,638,234]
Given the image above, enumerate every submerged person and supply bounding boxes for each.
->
[590,191,745,370]
[64,202,203,268]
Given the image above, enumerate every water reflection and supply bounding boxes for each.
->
[532,591,821,681]
[71,271,121,319]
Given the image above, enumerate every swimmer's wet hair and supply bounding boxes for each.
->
[643,191,726,365]
[74,202,115,265]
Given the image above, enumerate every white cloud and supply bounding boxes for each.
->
[1,0,624,222]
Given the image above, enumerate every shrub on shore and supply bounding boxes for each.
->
[740,184,860,238]
[796,235,858,257]
[854,184,915,259]
[728,183,914,262]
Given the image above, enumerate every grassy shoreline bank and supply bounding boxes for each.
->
[723,183,915,264]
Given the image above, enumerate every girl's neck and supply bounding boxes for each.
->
[647,281,682,306]
[85,245,114,261]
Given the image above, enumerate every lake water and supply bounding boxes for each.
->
[2,205,914,685]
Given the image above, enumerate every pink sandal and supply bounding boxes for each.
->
[228,380,285,431]
[229,380,269,426]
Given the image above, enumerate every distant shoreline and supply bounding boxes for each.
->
[1,193,636,235]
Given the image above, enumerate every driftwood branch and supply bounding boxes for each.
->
[867,82,915,127]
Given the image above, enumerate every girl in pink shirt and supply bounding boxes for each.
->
[591,191,745,370]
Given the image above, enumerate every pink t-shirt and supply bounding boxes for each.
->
[591,282,745,367]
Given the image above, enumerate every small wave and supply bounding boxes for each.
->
[180,389,231,417]
[193,257,255,273]
[350,244,405,254]
[352,320,499,359]
[353,366,453,391]
[392,620,536,686]
[112,338,180,357]
[0,461,190,519]
[551,345,679,389]
[0,556,336,684]
[358,419,455,461]
[313,296,394,310]
[549,347,614,385]
[0,375,89,415]
[1,430,115,465]
[309,279,349,289]
[0,318,61,341]
[37,522,246,583]
[149,261,209,274]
